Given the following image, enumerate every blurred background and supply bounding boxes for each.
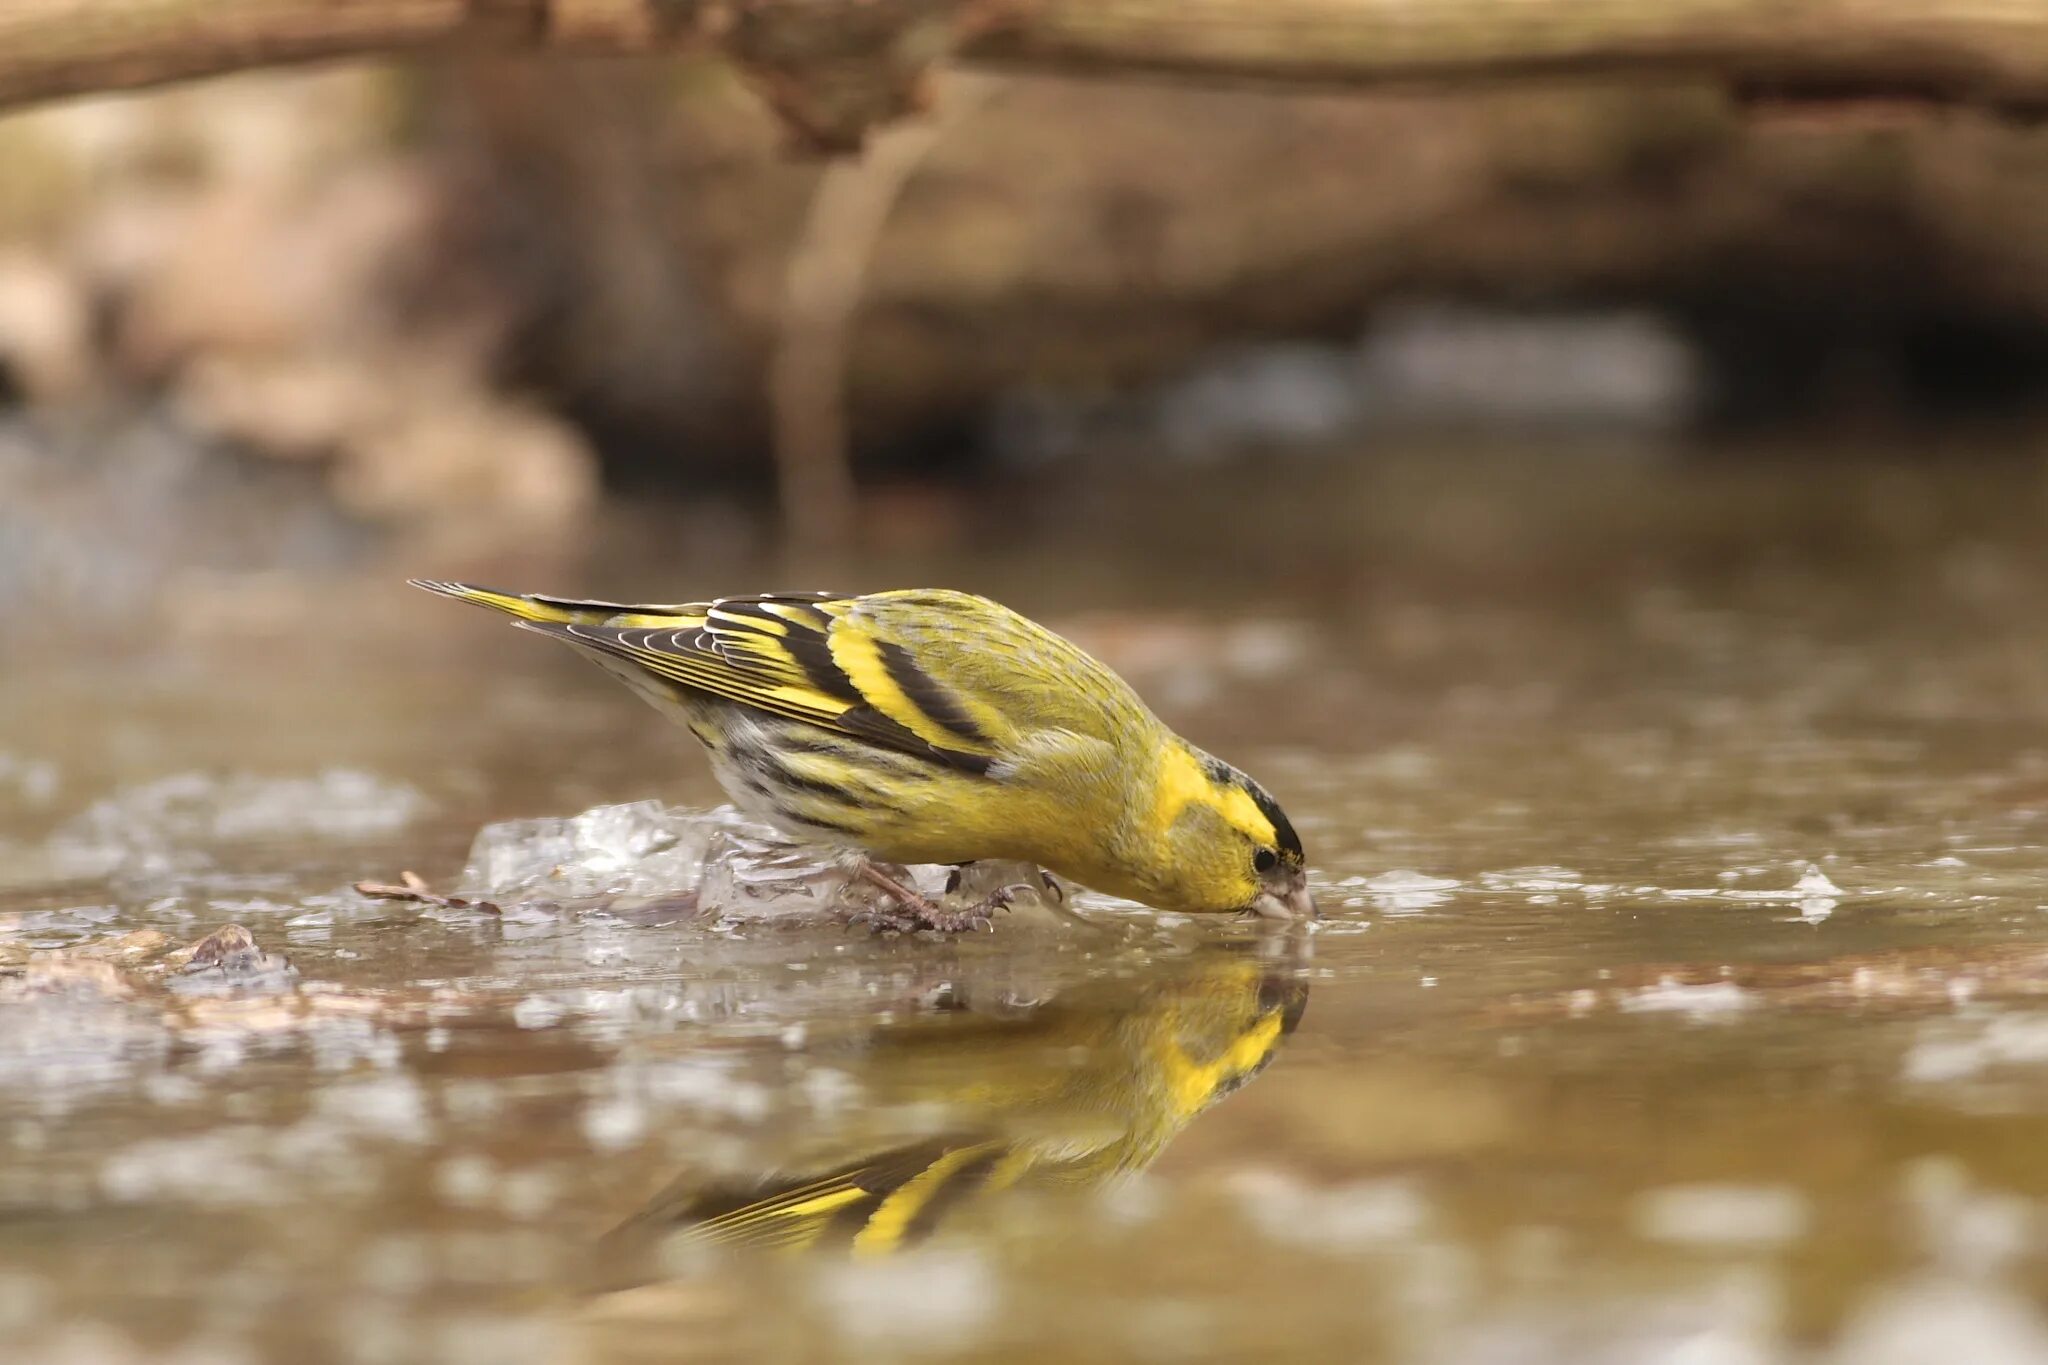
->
[6,50,2048,615]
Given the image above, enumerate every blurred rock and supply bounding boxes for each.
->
[442,65,2048,469]
[177,353,391,461]
[0,67,599,564]
[997,307,1701,465]
[334,393,597,528]
[1150,344,1364,463]
[0,408,368,623]
[161,922,297,992]
[0,250,90,402]
[110,165,431,375]
[7,55,2048,531]
[1357,306,1701,429]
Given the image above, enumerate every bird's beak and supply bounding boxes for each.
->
[1250,882,1319,921]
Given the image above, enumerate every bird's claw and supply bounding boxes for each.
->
[848,902,993,935]
[847,872,1034,935]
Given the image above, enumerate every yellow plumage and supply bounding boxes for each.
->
[410,581,1315,921]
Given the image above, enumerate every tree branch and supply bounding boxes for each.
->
[976,0,2048,117]
[0,1,542,107]
[4,0,2048,145]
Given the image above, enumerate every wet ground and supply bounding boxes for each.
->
[7,449,2048,1362]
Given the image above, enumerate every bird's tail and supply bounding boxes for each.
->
[407,579,701,628]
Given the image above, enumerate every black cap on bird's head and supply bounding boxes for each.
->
[1194,753,1316,921]
[1235,768,1303,864]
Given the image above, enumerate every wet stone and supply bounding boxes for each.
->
[7,955,137,1002]
[161,923,297,992]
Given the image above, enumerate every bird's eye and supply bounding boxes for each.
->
[1253,847,1279,874]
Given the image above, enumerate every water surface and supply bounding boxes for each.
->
[6,453,2048,1362]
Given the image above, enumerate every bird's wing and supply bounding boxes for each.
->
[848,589,1156,748]
[541,597,1007,773]
[622,1137,1017,1254]
[418,582,1007,773]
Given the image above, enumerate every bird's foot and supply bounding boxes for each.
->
[848,861,1022,934]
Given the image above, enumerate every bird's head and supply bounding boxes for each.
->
[1147,747,1317,919]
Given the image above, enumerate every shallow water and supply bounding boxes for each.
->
[7,453,2048,1363]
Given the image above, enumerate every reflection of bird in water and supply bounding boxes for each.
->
[609,944,1308,1258]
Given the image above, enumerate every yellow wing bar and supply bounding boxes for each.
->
[654,1138,1010,1255]
[411,580,1002,774]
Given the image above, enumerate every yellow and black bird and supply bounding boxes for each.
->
[607,947,1308,1258]
[411,582,1315,928]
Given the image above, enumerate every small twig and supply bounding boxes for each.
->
[354,870,502,915]
[769,72,997,548]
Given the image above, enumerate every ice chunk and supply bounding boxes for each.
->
[47,769,426,880]
[1793,897,1837,924]
[1477,866,1583,893]
[695,824,852,921]
[1619,976,1750,1019]
[1659,861,1852,915]
[1829,1277,2048,1365]
[459,800,1067,926]
[1227,1168,1432,1250]
[1360,869,1459,914]
[459,801,764,901]
[1634,1183,1809,1247]
[0,752,58,806]
[76,770,421,844]
[511,996,567,1030]
[1791,863,1842,897]
[816,1248,999,1352]
[1902,1013,2048,1086]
